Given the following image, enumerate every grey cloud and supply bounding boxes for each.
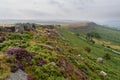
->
[20,9,52,16]
[48,0,94,13]
[49,0,89,8]
[0,0,120,21]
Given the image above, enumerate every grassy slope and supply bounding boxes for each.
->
[0,28,89,80]
[0,26,120,80]
[67,24,120,50]
[59,27,120,80]
[92,26,120,46]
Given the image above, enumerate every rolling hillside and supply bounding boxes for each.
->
[67,22,120,50]
[0,23,120,80]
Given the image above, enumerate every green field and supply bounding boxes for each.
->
[93,26,120,45]
[59,27,120,80]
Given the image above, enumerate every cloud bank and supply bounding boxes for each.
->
[0,0,120,21]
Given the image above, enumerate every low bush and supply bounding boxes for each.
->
[6,33,31,40]
[84,47,91,53]
[6,48,34,71]
[0,37,5,43]
[104,53,111,60]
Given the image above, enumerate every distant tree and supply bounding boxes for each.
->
[86,32,101,39]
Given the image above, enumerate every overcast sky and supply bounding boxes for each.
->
[0,0,120,21]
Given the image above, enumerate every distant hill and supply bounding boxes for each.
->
[68,22,98,31]
[67,22,120,46]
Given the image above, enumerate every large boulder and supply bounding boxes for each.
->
[15,24,24,33]
[23,23,33,31]
[6,69,28,80]
[14,23,38,32]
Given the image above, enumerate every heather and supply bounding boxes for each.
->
[0,23,120,80]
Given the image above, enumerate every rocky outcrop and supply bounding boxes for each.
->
[6,69,28,80]
[0,26,15,32]
[0,23,59,33]
[15,24,24,33]
[14,23,36,33]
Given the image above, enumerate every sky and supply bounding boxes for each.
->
[0,0,120,22]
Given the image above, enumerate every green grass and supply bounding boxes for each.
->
[92,26,120,45]
[0,26,120,80]
[59,27,120,80]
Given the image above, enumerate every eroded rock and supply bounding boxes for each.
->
[6,69,28,80]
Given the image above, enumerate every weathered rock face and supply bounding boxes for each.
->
[0,26,15,32]
[23,23,33,31]
[15,24,24,33]
[6,69,28,80]
[0,23,60,33]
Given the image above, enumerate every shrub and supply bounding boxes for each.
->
[76,33,80,36]
[0,37,5,43]
[33,63,62,80]
[37,59,47,66]
[90,39,95,44]
[87,32,101,39]
[104,53,111,60]
[84,47,91,53]
[6,33,31,40]
[106,46,111,48]
[6,48,34,71]
[10,63,24,72]
[6,48,28,57]
[6,48,34,63]
[0,63,10,79]
[27,75,35,80]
